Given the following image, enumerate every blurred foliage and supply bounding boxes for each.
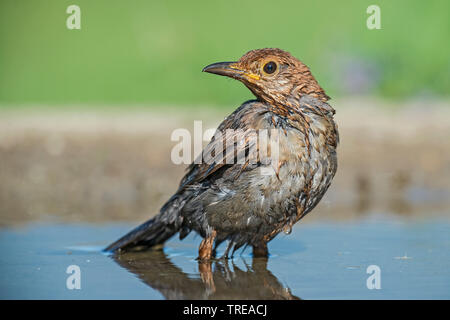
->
[0,0,449,108]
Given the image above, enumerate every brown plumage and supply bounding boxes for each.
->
[105,48,339,259]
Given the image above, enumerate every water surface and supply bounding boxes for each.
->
[1,217,449,299]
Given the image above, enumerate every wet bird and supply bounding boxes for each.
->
[106,48,339,259]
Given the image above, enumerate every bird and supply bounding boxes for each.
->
[105,48,339,260]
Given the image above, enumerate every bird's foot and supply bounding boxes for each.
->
[197,230,217,261]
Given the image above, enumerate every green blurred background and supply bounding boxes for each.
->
[0,0,449,108]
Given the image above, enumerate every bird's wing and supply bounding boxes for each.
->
[178,100,271,190]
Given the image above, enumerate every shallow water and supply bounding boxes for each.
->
[0,216,449,299]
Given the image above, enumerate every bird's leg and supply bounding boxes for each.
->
[198,230,217,261]
[252,241,269,257]
[212,239,224,258]
[220,240,234,259]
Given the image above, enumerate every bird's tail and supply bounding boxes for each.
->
[104,195,184,253]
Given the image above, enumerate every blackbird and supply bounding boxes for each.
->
[106,48,339,259]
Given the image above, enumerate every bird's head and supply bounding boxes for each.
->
[203,48,329,107]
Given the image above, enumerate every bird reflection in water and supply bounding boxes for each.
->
[110,249,300,300]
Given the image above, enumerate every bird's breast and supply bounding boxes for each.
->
[254,110,338,220]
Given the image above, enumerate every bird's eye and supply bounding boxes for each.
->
[263,61,277,74]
